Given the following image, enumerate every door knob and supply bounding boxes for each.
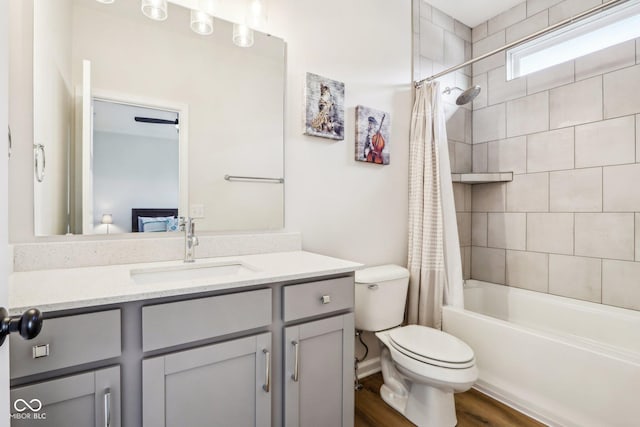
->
[0,308,44,347]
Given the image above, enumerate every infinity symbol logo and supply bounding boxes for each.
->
[13,398,42,412]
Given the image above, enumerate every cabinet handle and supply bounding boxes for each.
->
[262,349,270,392]
[320,295,331,304]
[34,144,46,183]
[291,340,299,382]
[104,389,111,427]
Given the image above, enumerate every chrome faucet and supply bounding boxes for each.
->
[179,217,199,263]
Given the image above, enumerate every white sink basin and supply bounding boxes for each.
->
[130,261,258,285]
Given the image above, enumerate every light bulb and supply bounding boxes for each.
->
[233,23,254,48]
[141,0,168,21]
[191,9,213,35]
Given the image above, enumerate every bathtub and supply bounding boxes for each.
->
[442,280,640,427]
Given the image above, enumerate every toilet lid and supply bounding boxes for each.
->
[389,325,474,368]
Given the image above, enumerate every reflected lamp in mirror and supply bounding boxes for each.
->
[141,0,168,21]
[101,214,114,234]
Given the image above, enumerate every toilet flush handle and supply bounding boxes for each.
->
[367,284,379,290]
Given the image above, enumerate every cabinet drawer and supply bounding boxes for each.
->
[10,310,121,379]
[142,288,272,352]
[283,277,354,322]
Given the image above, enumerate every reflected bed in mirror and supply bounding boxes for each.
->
[29,0,285,236]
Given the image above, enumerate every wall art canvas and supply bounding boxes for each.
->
[304,73,345,140]
[355,105,390,165]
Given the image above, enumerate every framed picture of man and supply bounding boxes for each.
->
[355,106,390,165]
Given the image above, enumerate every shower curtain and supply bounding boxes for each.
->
[407,81,464,329]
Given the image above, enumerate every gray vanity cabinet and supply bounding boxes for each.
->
[142,332,272,427]
[283,313,354,427]
[10,366,120,427]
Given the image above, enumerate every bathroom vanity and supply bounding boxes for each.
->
[8,251,360,427]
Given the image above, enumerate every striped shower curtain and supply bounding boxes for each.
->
[407,81,464,329]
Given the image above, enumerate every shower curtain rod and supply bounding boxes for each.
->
[414,0,627,87]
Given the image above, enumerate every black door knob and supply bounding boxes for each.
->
[0,308,44,347]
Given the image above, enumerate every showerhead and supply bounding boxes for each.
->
[442,85,482,105]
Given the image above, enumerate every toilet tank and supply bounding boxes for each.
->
[355,265,410,332]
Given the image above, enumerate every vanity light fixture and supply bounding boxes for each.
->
[190,10,214,35]
[101,214,113,234]
[233,23,254,47]
[246,0,267,30]
[141,0,168,21]
[96,0,115,4]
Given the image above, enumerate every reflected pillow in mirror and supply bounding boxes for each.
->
[140,217,169,232]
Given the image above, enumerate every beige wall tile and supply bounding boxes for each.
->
[471,246,506,284]
[457,212,472,246]
[549,168,602,212]
[446,105,467,142]
[472,73,488,109]
[575,116,636,168]
[548,0,601,25]
[575,213,635,260]
[604,64,640,119]
[419,0,432,20]
[444,31,465,68]
[472,183,506,212]
[473,30,505,57]
[453,183,471,212]
[473,52,506,76]
[473,104,506,143]
[462,246,471,280]
[527,128,574,173]
[506,92,549,137]
[549,255,602,303]
[488,213,526,250]
[487,137,527,174]
[488,3,526,35]
[507,10,548,43]
[419,19,444,63]
[432,7,454,32]
[550,76,603,129]
[637,115,640,163]
[454,20,472,43]
[603,164,640,212]
[527,213,574,255]
[452,142,472,173]
[472,143,488,173]
[526,61,574,95]
[506,173,549,212]
[488,66,527,105]
[472,213,488,246]
[506,250,549,292]
[636,213,640,262]
[472,22,488,43]
[575,40,636,81]
[527,0,563,17]
[602,260,640,310]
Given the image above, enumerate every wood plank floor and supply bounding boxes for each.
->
[355,373,545,427]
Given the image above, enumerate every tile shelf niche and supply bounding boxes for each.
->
[451,172,513,184]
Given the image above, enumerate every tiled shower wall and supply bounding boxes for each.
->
[414,0,640,311]
[413,0,473,279]
[470,0,640,311]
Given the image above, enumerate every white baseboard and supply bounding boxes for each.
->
[356,357,381,379]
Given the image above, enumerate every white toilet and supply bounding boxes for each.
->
[355,265,478,427]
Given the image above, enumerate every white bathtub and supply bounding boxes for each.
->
[442,280,640,427]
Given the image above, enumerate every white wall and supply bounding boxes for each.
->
[272,0,413,266]
[93,131,179,233]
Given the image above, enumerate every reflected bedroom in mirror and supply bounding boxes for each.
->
[31,0,285,237]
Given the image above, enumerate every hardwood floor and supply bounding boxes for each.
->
[355,373,545,427]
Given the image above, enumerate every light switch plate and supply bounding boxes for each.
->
[190,204,205,218]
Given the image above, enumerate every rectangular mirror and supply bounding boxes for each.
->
[30,0,285,236]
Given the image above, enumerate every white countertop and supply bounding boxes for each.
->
[9,251,363,315]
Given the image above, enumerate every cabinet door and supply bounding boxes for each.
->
[143,332,271,427]
[10,366,120,427]
[284,313,354,427]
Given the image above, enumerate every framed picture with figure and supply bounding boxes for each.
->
[355,105,390,165]
[303,73,345,140]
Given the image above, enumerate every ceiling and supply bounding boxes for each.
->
[424,0,525,28]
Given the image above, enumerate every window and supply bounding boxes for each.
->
[507,0,640,80]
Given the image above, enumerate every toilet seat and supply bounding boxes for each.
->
[388,325,475,369]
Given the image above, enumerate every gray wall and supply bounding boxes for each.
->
[469,0,640,311]
[93,131,179,233]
